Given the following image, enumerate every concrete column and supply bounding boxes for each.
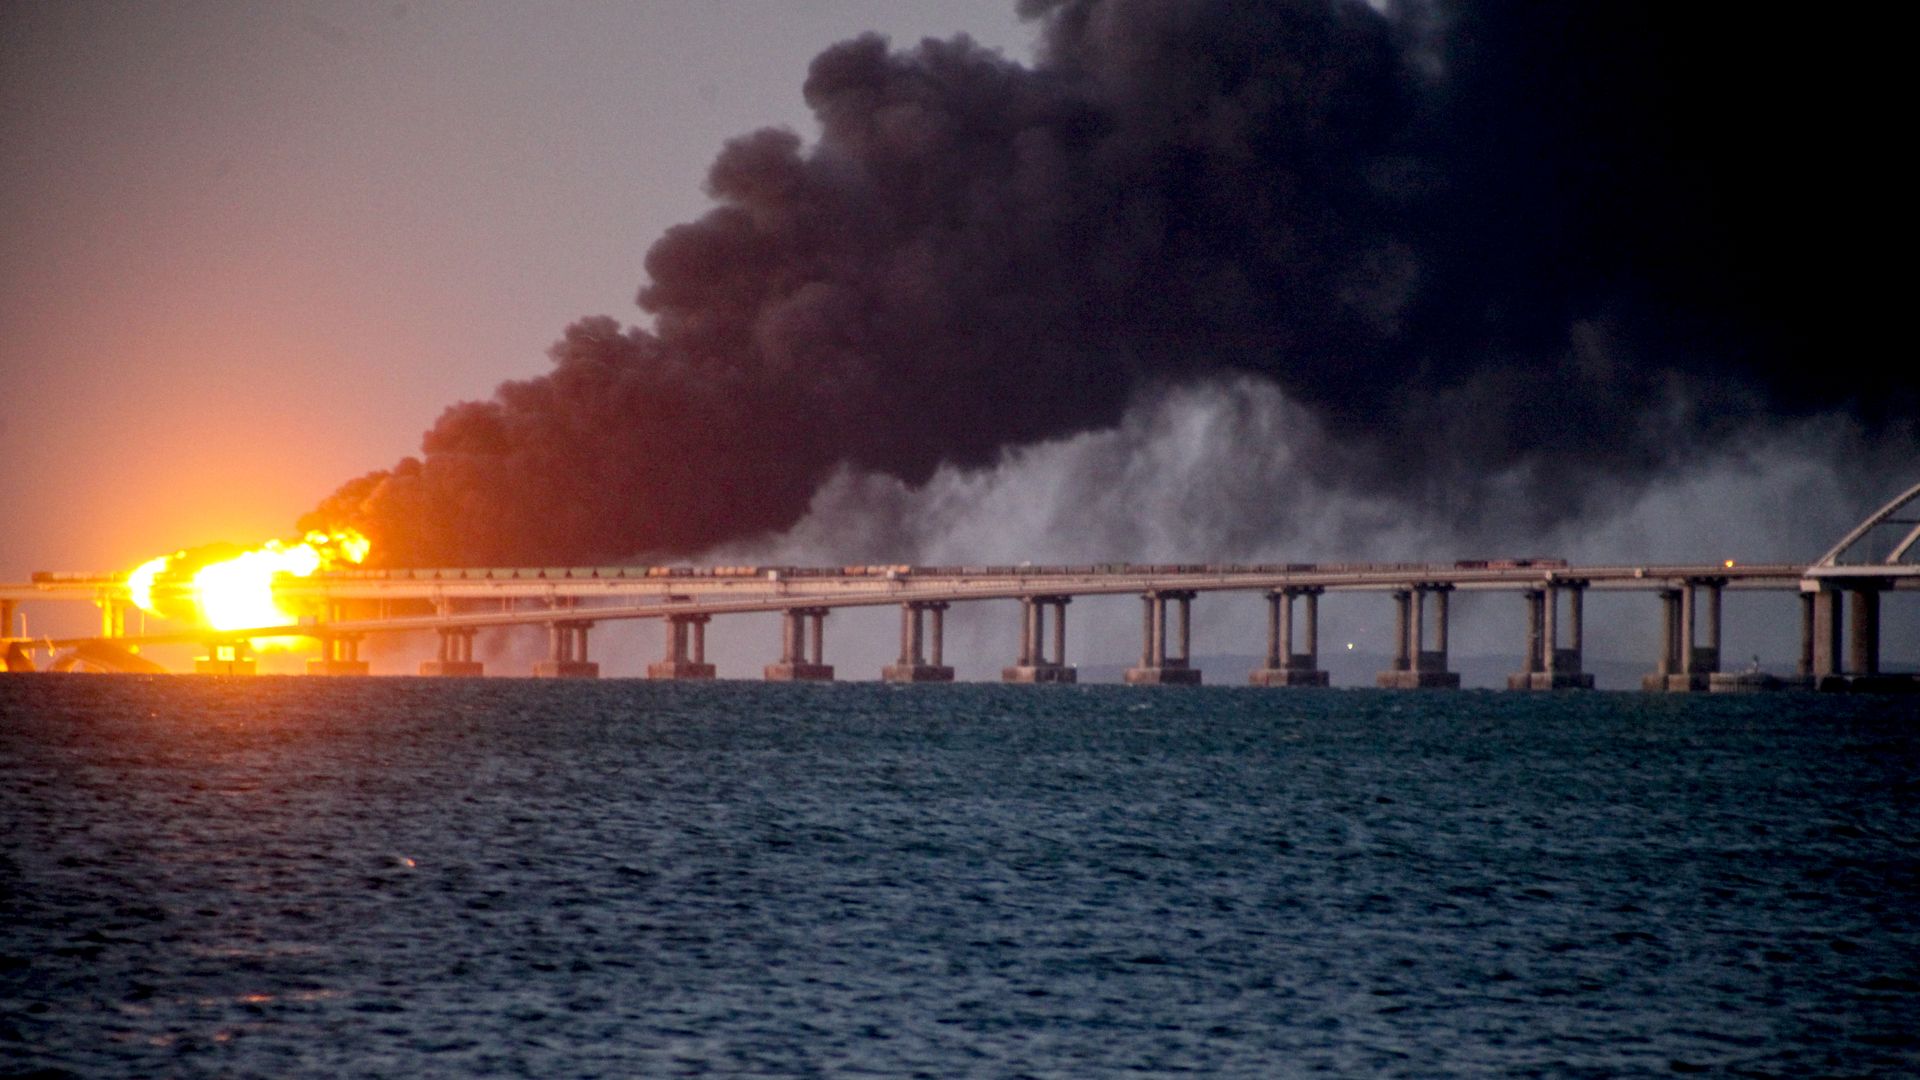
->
[768,608,829,681]
[1543,586,1559,675]
[99,599,126,639]
[1,599,14,638]
[1513,583,1591,691]
[1020,599,1037,666]
[1140,595,1155,667]
[1568,585,1583,665]
[1387,585,1461,689]
[535,620,598,678]
[1008,596,1076,683]
[885,602,951,682]
[1035,600,1051,665]
[1051,599,1068,668]
[1412,589,1426,659]
[1848,587,1880,677]
[1811,588,1843,678]
[1524,590,1543,674]
[1799,591,1815,677]
[1129,591,1198,684]
[1680,584,1697,675]
[1658,589,1681,674]
[1390,591,1411,671]
[1254,588,1326,687]
[1176,594,1192,665]
[1304,590,1319,666]
[422,627,481,676]
[1149,595,1164,666]
[1268,592,1286,668]
[648,615,715,679]
[895,606,913,665]
[1707,582,1723,661]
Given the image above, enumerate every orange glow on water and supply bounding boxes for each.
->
[126,529,369,640]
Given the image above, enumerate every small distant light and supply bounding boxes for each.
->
[1723,559,1736,568]
[1346,642,1355,650]
[401,857,416,868]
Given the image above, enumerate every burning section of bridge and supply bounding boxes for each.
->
[126,528,370,645]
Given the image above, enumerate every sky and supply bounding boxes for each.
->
[2,1,1912,672]
[0,0,1031,581]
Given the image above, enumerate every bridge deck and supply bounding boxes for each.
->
[5,560,1895,648]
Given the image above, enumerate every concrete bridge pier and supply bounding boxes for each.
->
[885,601,954,682]
[308,633,370,676]
[97,596,127,639]
[646,614,713,679]
[1127,590,1201,685]
[767,607,834,681]
[420,627,483,676]
[537,619,601,678]
[0,600,27,673]
[1380,584,1460,688]
[1510,581,1592,689]
[1805,579,1893,691]
[1641,578,1722,691]
[195,640,257,675]
[1005,595,1076,683]
[1251,587,1329,686]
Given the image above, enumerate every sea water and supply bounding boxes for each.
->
[3,677,1917,1078]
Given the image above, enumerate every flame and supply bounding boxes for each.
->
[127,554,171,613]
[125,529,370,639]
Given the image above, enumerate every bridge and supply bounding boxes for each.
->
[5,480,1917,691]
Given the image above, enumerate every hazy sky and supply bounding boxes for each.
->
[0,0,1031,580]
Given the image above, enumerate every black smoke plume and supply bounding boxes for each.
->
[305,0,1913,566]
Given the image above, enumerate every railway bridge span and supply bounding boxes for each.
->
[5,481,1917,691]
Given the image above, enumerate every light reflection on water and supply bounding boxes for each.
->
[3,676,1918,1077]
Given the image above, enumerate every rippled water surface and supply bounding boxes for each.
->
[4,677,1918,1077]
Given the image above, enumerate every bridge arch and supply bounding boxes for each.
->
[1815,478,1920,568]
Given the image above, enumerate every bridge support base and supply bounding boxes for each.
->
[2,642,34,673]
[307,659,370,676]
[419,660,485,677]
[1379,590,1459,689]
[1642,672,1706,692]
[1250,666,1328,687]
[536,660,600,678]
[1003,663,1076,684]
[644,660,709,680]
[1126,665,1202,685]
[1707,671,1808,693]
[195,657,257,676]
[764,662,833,682]
[883,663,954,683]
[1512,671,1595,690]
[1383,669,1464,689]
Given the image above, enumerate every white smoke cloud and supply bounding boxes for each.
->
[700,378,1913,680]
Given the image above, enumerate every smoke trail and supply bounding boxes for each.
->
[305,0,1914,566]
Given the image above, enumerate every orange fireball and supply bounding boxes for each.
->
[126,529,370,639]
